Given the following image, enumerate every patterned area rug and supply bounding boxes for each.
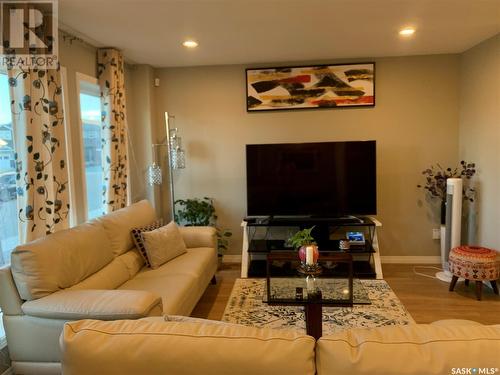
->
[222,278,414,335]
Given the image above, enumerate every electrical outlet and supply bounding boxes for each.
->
[432,228,441,240]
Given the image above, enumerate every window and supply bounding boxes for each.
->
[77,75,104,220]
[0,71,19,267]
[0,70,72,346]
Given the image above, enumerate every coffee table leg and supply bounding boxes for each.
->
[305,303,322,340]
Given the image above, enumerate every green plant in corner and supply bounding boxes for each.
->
[174,197,215,226]
[174,197,232,257]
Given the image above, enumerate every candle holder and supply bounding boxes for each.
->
[297,262,322,276]
[298,244,319,264]
[304,274,322,299]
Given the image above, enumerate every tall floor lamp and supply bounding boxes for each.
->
[148,112,186,219]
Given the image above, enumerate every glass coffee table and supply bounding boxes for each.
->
[264,251,371,339]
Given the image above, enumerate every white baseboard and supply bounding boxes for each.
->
[1,368,13,375]
[381,256,441,264]
[222,255,242,263]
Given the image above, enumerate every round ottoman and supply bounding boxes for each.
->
[448,246,499,300]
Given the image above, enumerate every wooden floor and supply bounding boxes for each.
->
[191,263,500,325]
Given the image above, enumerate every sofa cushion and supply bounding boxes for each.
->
[134,247,216,281]
[22,290,162,320]
[116,249,145,278]
[316,323,500,375]
[97,200,156,257]
[129,248,217,315]
[11,221,113,300]
[131,220,163,267]
[160,315,250,329]
[67,258,130,291]
[61,319,316,375]
[142,221,187,269]
[118,273,198,316]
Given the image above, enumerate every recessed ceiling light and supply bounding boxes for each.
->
[399,27,416,36]
[182,40,198,48]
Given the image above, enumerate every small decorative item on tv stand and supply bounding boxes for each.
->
[346,231,366,245]
[339,239,351,250]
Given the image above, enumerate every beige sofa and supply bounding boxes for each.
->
[0,200,217,375]
[61,317,500,375]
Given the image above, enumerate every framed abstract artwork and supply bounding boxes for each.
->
[246,62,375,112]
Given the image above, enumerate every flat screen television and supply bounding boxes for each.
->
[246,140,376,217]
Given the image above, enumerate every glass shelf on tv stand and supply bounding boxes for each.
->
[240,216,384,280]
[247,239,375,254]
[243,215,376,227]
[245,216,377,254]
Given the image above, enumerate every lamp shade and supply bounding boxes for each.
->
[170,147,186,169]
[147,162,162,185]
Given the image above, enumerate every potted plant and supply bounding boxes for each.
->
[174,197,232,265]
[417,161,476,224]
[287,226,319,264]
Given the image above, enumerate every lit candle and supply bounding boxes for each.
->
[306,246,314,265]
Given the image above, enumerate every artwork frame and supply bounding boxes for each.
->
[246,62,375,112]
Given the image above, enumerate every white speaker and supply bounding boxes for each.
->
[436,178,462,282]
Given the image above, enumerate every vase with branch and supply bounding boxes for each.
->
[417,161,476,224]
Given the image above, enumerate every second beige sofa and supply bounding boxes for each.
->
[61,317,500,375]
[0,200,217,375]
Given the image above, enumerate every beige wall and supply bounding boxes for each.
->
[58,33,97,224]
[125,65,154,204]
[57,31,499,258]
[151,54,460,256]
[126,67,190,223]
[459,34,500,250]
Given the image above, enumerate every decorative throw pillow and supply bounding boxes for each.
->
[131,219,163,267]
[142,221,187,269]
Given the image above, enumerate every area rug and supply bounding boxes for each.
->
[222,278,414,335]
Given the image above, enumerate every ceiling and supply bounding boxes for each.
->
[58,0,500,68]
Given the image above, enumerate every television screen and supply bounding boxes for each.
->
[246,140,376,217]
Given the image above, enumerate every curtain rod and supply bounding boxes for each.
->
[59,29,136,65]
[59,29,97,50]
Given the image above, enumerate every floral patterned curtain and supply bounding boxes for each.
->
[97,48,129,213]
[8,65,70,242]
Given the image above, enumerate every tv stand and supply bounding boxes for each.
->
[308,215,364,224]
[240,216,383,279]
[341,215,364,224]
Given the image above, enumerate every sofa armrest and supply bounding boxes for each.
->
[179,226,216,249]
[0,265,24,315]
[22,289,162,320]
